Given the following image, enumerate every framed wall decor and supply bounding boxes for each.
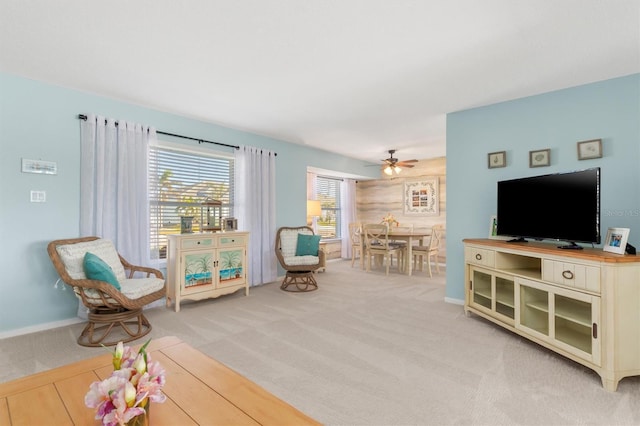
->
[603,227,630,254]
[21,158,57,175]
[404,177,439,216]
[488,151,506,168]
[577,139,602,160]
[529,148,550,167]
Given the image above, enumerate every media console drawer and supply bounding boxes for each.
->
[542,259,600,293]
[465,246,495,267]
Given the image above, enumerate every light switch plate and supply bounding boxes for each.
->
[30,190,46,202]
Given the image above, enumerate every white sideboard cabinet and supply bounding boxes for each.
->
[463,238,640,391]
[167,232,249,312]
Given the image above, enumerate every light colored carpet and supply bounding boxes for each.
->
[1,259,639,425]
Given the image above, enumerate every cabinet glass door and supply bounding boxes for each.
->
[469,268,515,323]
[554,295,592,354]
[520,285,549,336]
[495,276,515,319]
[471,269,491,310]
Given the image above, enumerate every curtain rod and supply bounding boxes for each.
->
[77,114,239,150]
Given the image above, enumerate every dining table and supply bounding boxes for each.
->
[387,229,431,276]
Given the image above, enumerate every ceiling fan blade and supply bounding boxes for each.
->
[397,164,415,168]
[399,159,418,163]
[396,161,417,166]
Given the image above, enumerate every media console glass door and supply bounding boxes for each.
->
[516,277,601,365]
[469,266,515,324]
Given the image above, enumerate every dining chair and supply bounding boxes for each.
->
[348,222,363,268]
[389,224,413,268]
[363,223,405,275]
[412,224,443,277]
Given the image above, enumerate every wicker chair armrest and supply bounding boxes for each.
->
[120,257,164,279]
[119,255,163,278]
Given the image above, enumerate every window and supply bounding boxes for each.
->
[149,142,234,259]
[315,176,341,239]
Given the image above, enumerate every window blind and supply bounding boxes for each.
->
[149,144,234,259]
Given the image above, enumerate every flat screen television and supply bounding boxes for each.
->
[496,167,601,249]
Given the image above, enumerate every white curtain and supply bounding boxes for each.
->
[235,146,277,286]
[80,114,156,267]
[341,178,357,258]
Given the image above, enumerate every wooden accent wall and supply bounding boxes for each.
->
[356,156,447,263]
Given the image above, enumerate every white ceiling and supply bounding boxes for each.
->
[1,1,638,164]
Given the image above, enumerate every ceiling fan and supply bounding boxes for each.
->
[380,150,418,175]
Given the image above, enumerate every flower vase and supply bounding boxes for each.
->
[126,404,150,426]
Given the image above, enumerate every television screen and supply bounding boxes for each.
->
[496,168,600,248]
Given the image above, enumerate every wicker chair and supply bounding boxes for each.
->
[47,236,166,347]
[275,226,325,292]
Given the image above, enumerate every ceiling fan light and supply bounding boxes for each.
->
[394,166,401,174]
[383,166,393,175]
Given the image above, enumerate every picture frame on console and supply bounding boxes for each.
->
[603,227,630,254]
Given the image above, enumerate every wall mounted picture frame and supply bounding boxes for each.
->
[577,139,602,160]
[488,151,506,169]
[529,149,550,168]
[603,227,630,254]
[403,177,439,216]
[21,158,57,175]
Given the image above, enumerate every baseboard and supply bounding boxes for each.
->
[1,299,168,340]
[444,297,464,305]
[0,317,85,340]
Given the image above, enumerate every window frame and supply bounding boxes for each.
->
[315,175,342,240]
[149,140,235,263]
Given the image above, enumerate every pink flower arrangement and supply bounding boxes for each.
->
[85,339,166,426]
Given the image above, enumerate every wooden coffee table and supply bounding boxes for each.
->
[0,336,320,425]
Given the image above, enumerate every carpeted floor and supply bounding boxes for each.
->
[1,259,639,425]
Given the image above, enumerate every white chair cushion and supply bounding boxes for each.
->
[279,228,313,258]
[56,239,127,283]
[283,255,320,266]
[80,277,165,305]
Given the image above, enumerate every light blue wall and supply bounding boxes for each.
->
[0,72,379,334]
[445,74,640,302]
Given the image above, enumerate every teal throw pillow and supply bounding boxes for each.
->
[295,233,321,256]
[83,252,121,290]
